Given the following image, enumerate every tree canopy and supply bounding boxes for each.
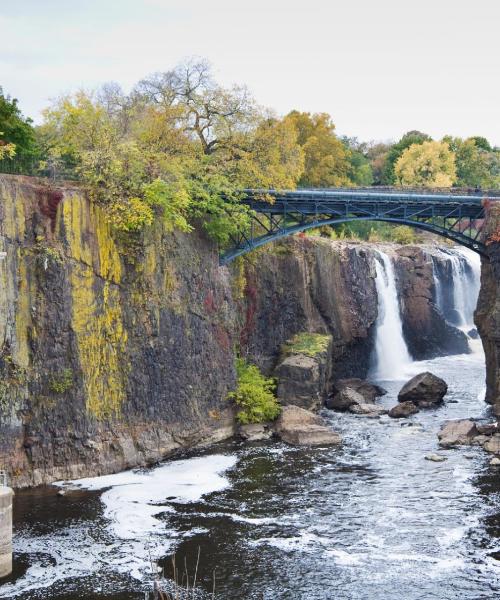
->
[394,140,457,187]
[0,87,37,159]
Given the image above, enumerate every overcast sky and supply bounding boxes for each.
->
[1,0,499,145]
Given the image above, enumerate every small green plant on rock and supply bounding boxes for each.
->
[282,332,330,357]
[229,358,280,424]
[49,368,74,394]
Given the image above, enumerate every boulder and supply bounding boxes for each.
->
[490,457,500,466]
[326,388,365,411]
[425,453,447,462]
[437,420,478,447]
[238,423,272,442]
[484,434,500,455]
[332,378,387,403]
[349,403,388,417]
[388,401,419,418]
[398,372,447,406]
[467,328,480,340]
[274,406,341,446]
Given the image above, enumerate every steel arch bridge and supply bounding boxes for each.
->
[219,188,498,264]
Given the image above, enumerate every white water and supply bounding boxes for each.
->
[432,248,481,331]
[371,251,412,380]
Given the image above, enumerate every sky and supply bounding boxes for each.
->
[1,0,499,145]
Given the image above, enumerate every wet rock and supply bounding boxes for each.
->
[467,328,480,340]
[472,435,490,446]
[332,378,387,403]
[326,388,365,411]
[438,420,478,447]
[349,403,388,417]
[483,434,500,455]
[425,453,448,462]
[398,372,447,406]
[476,422,498,436]
[388,401,419,419]
[490,457,500,466]
[274,406,342,446]
[238,423,272,442]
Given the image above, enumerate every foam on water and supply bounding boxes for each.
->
[0,454,237,598]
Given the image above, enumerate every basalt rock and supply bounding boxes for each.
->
[326,388,365,411]
[275,335,333,411]
[475,202,500,415]
[332,378,387,403]
[438,419,478,447]
[388,401,419,419]
[274,406,342,446]
[398,372,448,406]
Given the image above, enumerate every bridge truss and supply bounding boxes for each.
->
[220,188,496,264]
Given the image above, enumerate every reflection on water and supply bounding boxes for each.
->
[2,345,500,599]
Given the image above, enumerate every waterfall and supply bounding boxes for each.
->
[432,247,481,331]
[371,251,412,380]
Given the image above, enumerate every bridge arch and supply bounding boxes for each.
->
[219,188,492,264]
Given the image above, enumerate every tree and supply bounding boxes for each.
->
[341,137,374,185]
[365,142,391,185]
[444,136,499,189]
[394,140,457,187]
[382,130,432,184]
[284,111,351,187]
[0,87,37,159]
[135,59,256,156]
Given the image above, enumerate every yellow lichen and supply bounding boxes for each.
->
[70,263,128,419]
[13,251,32,368]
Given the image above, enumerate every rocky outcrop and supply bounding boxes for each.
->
[274,406,341,446]
[398,372,448,406]
[393,246,469,359]
[275,333,332,411]
[332,378,387,403]
[476,201,500,414]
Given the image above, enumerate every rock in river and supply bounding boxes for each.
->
[274,406,342,446]
[425,453,448,462]
[388,401,419,419]
[326,388,365,411]
[438,420,478,447]
[398,372,448,406]
[238,423,273,442]
[332,378,387,403]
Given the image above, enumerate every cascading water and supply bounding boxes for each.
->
[432,247,481,331]
[371,251,412,380]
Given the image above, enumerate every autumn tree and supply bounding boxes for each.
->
[284,111,351,187]
[382,131,432,184]
[394,140,457,187]
[444,136,499,189]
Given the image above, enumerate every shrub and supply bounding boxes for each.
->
[49,368,73,394]
[392,225,417,245]
[229,358,280,424]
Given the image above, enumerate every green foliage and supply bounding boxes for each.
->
[229,358,280,424]
[49,368,74,394]
[444,136,499,188]
[282,332,330,357]
[0,87,37,159]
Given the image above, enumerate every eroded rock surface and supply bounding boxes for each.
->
[274,406,341,446]
[388,401,420,419]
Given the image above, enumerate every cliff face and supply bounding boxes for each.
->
[0,175,489,487]
[0,176,236,487]
[476,202,500,414]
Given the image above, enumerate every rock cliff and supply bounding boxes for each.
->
[0,175,490,486]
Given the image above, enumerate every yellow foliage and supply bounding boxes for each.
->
[394,141,457,187]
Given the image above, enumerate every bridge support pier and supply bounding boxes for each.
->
[0,486,13,578]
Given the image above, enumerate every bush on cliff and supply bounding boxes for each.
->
[229,358,280,424]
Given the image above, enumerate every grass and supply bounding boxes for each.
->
[281,332,331,357]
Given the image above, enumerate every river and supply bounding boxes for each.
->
[1,248,500,599]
